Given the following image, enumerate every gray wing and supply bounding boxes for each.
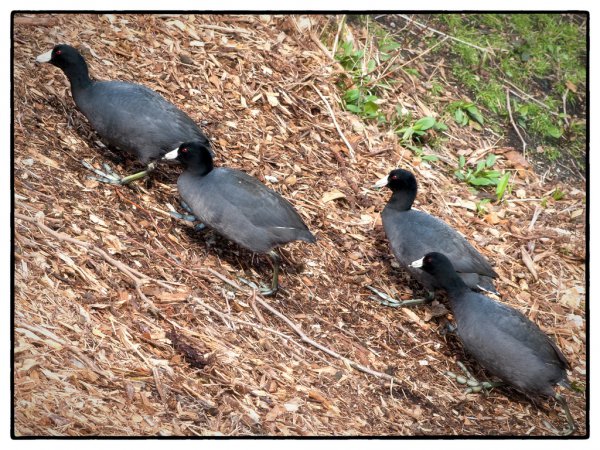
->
[383,208,497,278]
[76,81,207,163]
[455,294,569,392]
[179,168,314,252]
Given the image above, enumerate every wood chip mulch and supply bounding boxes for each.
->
[13,13,586,436]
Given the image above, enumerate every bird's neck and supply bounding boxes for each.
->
[188,161,213,177]
[445,279,472,305]
[64,63,92,92]
[387,190,416,211]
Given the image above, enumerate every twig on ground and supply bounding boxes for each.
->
[312,86,356,161]
[501,78,560,116]
[397,14,504,53]
[369,36,449,86]
[14,16,58,26]
[205,268,398,383]
[331,15,346,58]
[506,89,528,152]
[192,296,334,366]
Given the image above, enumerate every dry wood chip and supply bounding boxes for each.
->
[520,246,538,280]
[321,190,346,203]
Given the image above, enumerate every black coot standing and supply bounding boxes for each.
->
[164,141,316,295]
[35,44,210,184]
[411,252,575,435]
[373,169,497,305]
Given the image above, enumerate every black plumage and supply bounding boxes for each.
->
[375,169,497,294]
[164,141,315,295]
[411,252,575,434]
[36,44,209,183]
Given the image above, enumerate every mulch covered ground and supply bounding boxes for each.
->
[13,14,587,436]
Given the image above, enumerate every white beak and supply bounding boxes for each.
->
[36,49,53,63]
[373,174,389,189]
[410,257,424,268]
[163,147,180,160]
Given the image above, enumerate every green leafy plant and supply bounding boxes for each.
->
[475,198,491,216]
[552,188,565,201]
[495,172,511,201]
[454,154,507,190]
[449,101,485,127]
[406,144,439,163]
[397,116,447,142]
[335,41,384,120]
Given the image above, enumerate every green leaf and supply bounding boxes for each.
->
[476,161,485,173]
[458,155,466,169]
[422,155,439,162]
[413,117,436,131]
[552,188,565,201]
[454,109,467,126]
[366,59,376,73]
[470,177,497,186]
[485,153,497,168]
[466,105,485,125]
[402,128,414,141]
[433,122,448,131]
[363,101,379,115]
[496,172,510,201]
[546,125,563,138]
[484,170,502,178]
[344,89,360,103]
[345,104,361,113]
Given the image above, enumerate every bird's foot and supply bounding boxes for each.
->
[167,202,206,231]
[446,361,503,394]
[366,285,428,308]
[82,160,149,185]
[238,277,278,297]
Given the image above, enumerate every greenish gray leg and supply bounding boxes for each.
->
[260,250,281,296]
[554,393,576,436]
[446,361,503,394]
[82,160,156,185]
[366,285,432,308]
[237,251,281,296]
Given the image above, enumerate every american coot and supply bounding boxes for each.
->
[411,252,575,435]
[35,44,210,184]
[164,141,316,295]
[371,169,497,306]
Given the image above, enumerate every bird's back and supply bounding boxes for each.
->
[382,207,496,290]
[74,81,207,164]
[178,168,315,253]
[451,291,569,396]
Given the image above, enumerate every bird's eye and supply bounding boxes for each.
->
[181,147,188,153]
[55,49,62,56]
[391,175,398,180]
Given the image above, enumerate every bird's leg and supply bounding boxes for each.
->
[446,361,503,394]
[552,393,576,436]
[366,285,432,308]
[440,320,458,336]
[260,250,281,296]
[81,160,155,185]
[168,201,206,232]
[237,251,281,296]
[118,161,157,184]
